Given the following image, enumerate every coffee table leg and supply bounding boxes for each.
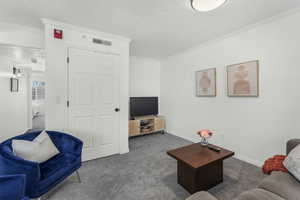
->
[177,160,224,194]
[177,160,196,193]
[195,160,223,191]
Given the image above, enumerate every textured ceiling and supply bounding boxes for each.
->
[0,0,299,58]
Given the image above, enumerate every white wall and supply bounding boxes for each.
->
[43,19,131,155]
[161,11,300,166]
[130,56,161,97]
[0,66,28,142]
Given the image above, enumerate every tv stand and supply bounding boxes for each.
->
[129,115,165,137]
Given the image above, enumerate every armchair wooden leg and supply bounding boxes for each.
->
[76,170,82,183]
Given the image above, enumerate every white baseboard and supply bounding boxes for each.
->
[168,131,199,143]
[120,147,130,154]
[167,132,264,168]
[234,154,263,167]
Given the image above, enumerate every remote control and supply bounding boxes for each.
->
[208,145,221,152]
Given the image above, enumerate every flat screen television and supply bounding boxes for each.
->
[130,97,158,117]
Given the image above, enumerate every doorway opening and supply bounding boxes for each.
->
[31,73,46,130]
[0,44,45,140]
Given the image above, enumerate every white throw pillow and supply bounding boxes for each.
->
[12,131,60,163]
[283,144,300,181]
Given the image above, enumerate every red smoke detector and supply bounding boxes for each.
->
[54,29,63,39]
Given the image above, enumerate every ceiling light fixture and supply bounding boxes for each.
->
[191,0,227,12]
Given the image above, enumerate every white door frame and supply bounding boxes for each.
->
[66,46,122,157]
[26,69,33,130]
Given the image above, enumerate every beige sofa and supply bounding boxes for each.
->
[187,139,300,200]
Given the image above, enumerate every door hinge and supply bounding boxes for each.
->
[67,101,70,107]
[67,57,70,63]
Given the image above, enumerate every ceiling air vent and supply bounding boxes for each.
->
[92,38,112,46]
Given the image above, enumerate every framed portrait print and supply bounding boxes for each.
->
[196,68,216,97]
[227,60,259,97]
[11,78,19,92]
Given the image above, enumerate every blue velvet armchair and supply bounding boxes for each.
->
[0,174,29,200]
[0,130,83,199]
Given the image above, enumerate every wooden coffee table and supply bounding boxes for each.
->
[167,143,234,194]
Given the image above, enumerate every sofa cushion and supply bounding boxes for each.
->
[258,171,300,200]
[40,152,77,180]
[287,139,300,154]
[236,189,284,200]
[186,191,218,200]
[12,131,60,163]
[283,144,300,182]
[38,155,81,195]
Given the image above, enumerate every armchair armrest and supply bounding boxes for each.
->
[186,192,218,200]
[287,139,300,154]
[46,131,83,156]
[0,151,41,183]
[0,174,27,200]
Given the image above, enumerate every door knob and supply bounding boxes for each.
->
[115,108,120,112]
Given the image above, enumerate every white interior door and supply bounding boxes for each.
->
[68,48,120,161]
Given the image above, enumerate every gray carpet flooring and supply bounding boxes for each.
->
[46,133,266,200]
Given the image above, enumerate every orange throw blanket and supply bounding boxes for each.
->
[262,155,288,175]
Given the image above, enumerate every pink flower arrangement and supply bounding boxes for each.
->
[197,129,214,145]
[197,129,213,138]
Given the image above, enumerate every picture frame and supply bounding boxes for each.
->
[227,60,259,97]
[196,68,216,97]
[11,78,19,92]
